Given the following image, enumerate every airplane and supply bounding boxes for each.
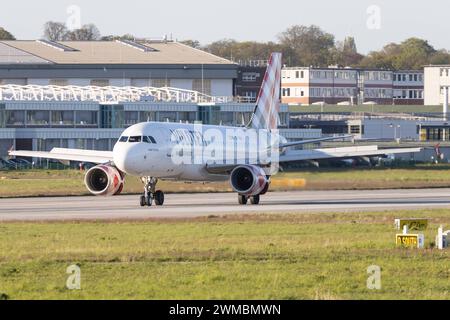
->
[9,53,422,207]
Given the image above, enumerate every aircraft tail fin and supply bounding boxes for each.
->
[248,52,282,131]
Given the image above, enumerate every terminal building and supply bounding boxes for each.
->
[281,67,424,106]
[0,87,305,157]
[0,39,236,96]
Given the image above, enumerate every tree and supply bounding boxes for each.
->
[204,39,282,62]
[0,27,15,40]
[359,38,437,70]
[66,24,101,41]
[430,49,450,65]
[278,25,335,67]
[203,39,238,60]
[392,38,435,69]
[101,34,136,41]
[43,21,68,41]
[334,36,364,66]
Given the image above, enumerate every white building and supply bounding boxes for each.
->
[424,65,450,105]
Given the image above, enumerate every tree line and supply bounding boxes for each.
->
[1,23,449,70]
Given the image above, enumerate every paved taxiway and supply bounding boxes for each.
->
[1,188,450,221]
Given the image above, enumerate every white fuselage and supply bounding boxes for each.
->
[112,122,284,181]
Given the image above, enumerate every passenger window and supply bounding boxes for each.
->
[129,136,142,143]
[119,136,128,142]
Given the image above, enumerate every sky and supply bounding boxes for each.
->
[1,0,449,54]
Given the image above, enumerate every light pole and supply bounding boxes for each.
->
[389,123,401,143]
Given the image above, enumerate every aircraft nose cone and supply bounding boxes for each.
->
[113,144,138,175]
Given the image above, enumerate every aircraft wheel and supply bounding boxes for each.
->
[140,195,146,207]
[238,194,248,205]
[154,190,164,206]
[250,195,260,205]
[146,192,152,207]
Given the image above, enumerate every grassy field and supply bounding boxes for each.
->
[2,165,450,197]
[0,209,449,299]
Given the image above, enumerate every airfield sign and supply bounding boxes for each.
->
[396,234,425,248]
[394,218,428,231]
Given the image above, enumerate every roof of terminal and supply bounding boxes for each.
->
[0,40,234,65]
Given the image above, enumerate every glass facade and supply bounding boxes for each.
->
[6,110,25,127]
[27,110,50,126]
[0,104,5,128]
[51,110,74,126]
[100,105,124,128]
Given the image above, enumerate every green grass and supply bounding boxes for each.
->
[0,210,449,299]
[2,165,450,198]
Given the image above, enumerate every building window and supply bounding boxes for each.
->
[242,72,258,82]
[90,79,109,87]
[27,110,49,125]
[243,91,257,102]
[131,79,152,87]
[192,79,211,95]
[76,111,97,125]
[282,88,291,97]
[152,79,170,88]
[49,79,69,86]
[51,110,74,125]
[350,125,361,134]
[160,111,177,122]
[6,110,25,126]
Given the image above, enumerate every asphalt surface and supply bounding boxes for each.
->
[1,188,450,221]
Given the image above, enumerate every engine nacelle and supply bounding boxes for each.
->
[84,164,124,196]
[230,165,269,196]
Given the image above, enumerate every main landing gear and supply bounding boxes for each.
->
[140,177,165,207]
[238,194,260,205]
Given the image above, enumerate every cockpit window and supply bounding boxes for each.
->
[129,136,142,143]
[119,136,128,142]
[143,136,157,144]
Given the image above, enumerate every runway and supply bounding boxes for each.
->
[1,188,450,221]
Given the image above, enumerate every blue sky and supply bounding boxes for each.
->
[1,0,448,53]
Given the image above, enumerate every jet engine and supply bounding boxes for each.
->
[230,165,269,196]
[84,164,124,196]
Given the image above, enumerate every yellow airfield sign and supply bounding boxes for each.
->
[396,234,425,248]
[394,218,428,231]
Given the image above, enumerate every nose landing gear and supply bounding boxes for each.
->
[140,177,165,207]
[238,194,260,205]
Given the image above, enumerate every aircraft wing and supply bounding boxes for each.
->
[279,145,421,162]
[8,148,113,164]
[279,135,353,148]
[205,145,421,174]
